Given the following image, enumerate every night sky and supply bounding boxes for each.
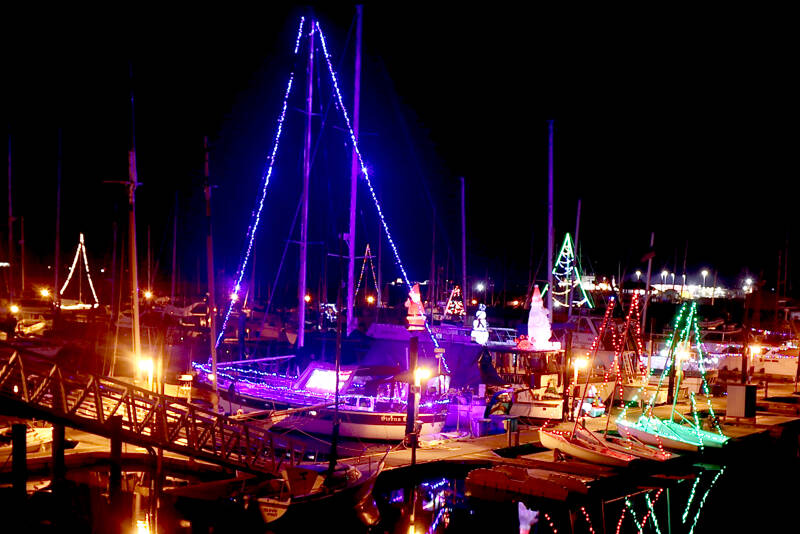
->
[5,6,796,306]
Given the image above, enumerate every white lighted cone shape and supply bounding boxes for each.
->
[527,285,561,350]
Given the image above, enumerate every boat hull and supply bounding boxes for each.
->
[274,409,446,441]
[616,417,728,452]
[538,429,636,467]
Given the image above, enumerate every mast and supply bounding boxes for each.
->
[346,4,363,334]
[460,176,467,326]
[54,130,62,308]
[170,193,177,305]
[19,216,25,293]
[641,232,655,329]
[430,206,435,313]
[567,199,581,320]
[377,213,382,307]
[203,136,218,411]
[7,134,13,299]
[127,64,143,376]
[297,21,314,348]
[547,120,554,317]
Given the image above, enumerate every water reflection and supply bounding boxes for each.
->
[5,451,798,532]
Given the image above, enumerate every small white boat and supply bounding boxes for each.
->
[538,428,638,467]
[0,425,53,460]
[596,432,676,461]
[616,416,729,452]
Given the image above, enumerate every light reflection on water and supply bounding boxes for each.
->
[5,451,798,532]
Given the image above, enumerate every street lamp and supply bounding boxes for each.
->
[635,270,641,281]
[701,269,708,288]
[475,282,485,292]
[661,270,668,288]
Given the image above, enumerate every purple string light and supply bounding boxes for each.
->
[315,21,447,370]
[215,17,305,347]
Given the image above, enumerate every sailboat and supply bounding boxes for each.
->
[538,296,639,467]
[615,301,729,452]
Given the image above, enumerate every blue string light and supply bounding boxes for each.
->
[216,17,305,348]
[315,21,448,371]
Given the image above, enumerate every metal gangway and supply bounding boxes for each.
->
[0,344,307,476]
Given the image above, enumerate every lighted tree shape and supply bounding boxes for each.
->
[443,285,466,320]
[59,233,100,308]
[547,233,592,309]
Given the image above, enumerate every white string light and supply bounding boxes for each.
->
[59,233,99,307]
[315,21,447,370]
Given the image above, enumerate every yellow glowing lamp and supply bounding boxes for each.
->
[40,288,51,298]
[138,358,154,374]
[144,290,153,300]
[10,304,20,314]
[414,367,432,385]
[366,295,375,304]
[573,357,589,370]
[304,294,312,303]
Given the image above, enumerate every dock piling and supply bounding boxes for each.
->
[12,423,27,505]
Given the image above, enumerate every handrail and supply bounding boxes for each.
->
[0,343,304,475]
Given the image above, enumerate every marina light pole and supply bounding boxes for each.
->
[702,269,708,288]
[346,5,363,335]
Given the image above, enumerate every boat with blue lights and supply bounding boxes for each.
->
[194,360,448,441]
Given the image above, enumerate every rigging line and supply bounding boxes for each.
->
[264,194,304,319]
[216,16,305,348]
[316,21,445,365]
[376,56,451,252]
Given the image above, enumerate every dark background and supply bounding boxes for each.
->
[5,6,796,307]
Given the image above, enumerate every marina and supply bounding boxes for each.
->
[4,5,800,533]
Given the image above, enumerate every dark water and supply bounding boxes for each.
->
[3,430,798,533]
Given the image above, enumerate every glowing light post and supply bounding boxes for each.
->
[661,270,668,291]
[701,269,708,288]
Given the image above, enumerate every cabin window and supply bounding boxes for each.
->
[358,398,372,408]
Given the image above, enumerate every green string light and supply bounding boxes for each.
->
[688,468,726,534]
[690,392,705,453]
[645,492,663,534]
[682,475,702,523]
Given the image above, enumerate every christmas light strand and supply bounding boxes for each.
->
[688,468,725,534]
[624,497,641,533]
[579,506,595,534]
[59,233,100,306]
[215,17,305,347]
[682,475,702,523]
[550,233,592,308]
[315,20,447,369]
[542,512,558,533]
[643,489,663,534]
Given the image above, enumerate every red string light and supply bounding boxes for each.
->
[579,506,596,534]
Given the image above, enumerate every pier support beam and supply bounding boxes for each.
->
[12,423,27,505]
[109,415,123,534]
[51,423,66,518]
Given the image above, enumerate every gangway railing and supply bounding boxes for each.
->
[0,345,310,476]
